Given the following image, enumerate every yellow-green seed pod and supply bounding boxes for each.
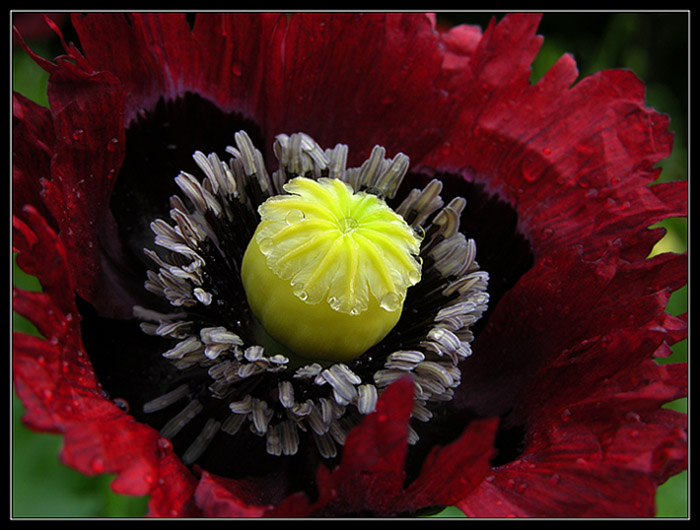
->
[241,176,423,362]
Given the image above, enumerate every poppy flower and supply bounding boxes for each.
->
[12,12,687,517]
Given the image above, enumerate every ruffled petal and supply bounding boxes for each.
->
[459,392,686,517]
[454,243,686,517]
[12,205,198,517]
[402,418,498,510]
[423,13,683,262]
[12,93,56,228]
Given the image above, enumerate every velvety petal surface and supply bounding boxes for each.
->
[12,205,199,517]
[13,12,686,518]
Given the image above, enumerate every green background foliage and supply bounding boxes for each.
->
[12,11,687,518]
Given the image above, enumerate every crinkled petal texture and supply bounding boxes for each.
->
[13,12,686,517]
[424,14,687,517]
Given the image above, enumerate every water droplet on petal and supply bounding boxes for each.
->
[107,137,119,151]
[540,227,554,240]
[285,209,305,225]
[232,61,243,77]
[380,92,397,106]
[520,156,540,183]
[71,129,85,142]
[113,398,129,412]
[157,437,173,456]
[90,456,105,473]
[412,224,425,241]
[364,186,385,199]
[379,292,401,312]
[408,269,421,284]
[293,283,308,301]
[259,238,274,253]
[328,296,340,311]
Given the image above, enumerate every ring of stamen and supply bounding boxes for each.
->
[136,131,489,463]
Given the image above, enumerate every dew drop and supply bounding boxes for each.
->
[157,437,173,456]
[107,137,119,152]
[380,92,397,106]
[285,209,305,225]
[259,238,274,253]
[90,456,105,473]
[412,224,425,241]
[293,283,308,301]
[328,296,341,311]
[364,186,385,199]
[520,156,540,183]
[232,60,243,77]
[379,292,401,312]
[71,129,85,142]
[625,411,641,423]
[113,398,130,412]
[540,227,554,240]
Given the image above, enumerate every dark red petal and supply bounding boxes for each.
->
[70,13,284,125]
[317,377,414,515]
[147,447,201,517]
[454,242,686,516]
[70,13,190,122]
[438,22,484,71]
[402,418,498,510]
[13,205,74,313]
[422,14,681,262]
[460,389,686,517]
[515,250,687,423]
[12,13,69,43]
[12,205,197,516]
[12,93,56,228]
[16,14,140,317]
[456,242,686,419]
[190,13,285,118]
[263,13,450,166]
[41,53,134,316]
[194,473,271,517]
[265,465,336,517]
[459,438,659,517]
